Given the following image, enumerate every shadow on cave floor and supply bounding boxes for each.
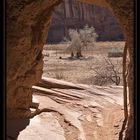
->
[7,119,30,140]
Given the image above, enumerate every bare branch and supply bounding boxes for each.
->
[91,57,122,86]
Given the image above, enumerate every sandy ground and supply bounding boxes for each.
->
[43,41,125,85]
[15,80,124,140]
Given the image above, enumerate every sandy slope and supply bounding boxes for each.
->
[17,78,124,140]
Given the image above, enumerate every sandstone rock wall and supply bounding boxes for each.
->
[7,0,62,119]
[47,0,124,43]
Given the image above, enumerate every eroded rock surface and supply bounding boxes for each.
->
[7,0,63,119]
[8,80,124,140]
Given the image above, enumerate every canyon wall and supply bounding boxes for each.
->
[47,0,124,43]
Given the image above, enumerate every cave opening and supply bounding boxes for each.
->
[37,1,127,140]
[6,0,134,140]
[43,0,125,88]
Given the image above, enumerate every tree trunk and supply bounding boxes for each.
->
[71,52,74,58]
[76,51,83,58]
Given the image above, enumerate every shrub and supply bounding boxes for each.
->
[90,58,122,86]
[54,71,64,80]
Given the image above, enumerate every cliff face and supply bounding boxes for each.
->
[47,0,124,43]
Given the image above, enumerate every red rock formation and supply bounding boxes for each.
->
[47,0,124,43]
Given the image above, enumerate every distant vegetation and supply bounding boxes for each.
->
[64,25,98,58]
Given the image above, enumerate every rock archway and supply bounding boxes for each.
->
[7,0,134,139]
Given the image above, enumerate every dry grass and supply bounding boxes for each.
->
[43,41,125,86]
